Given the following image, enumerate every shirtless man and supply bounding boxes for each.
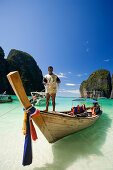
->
[44,66,60,112]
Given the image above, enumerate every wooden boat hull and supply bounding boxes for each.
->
[32,110,102,143]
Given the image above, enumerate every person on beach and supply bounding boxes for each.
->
[43,66,61,112]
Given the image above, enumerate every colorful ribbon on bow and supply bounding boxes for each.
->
[22,107,40,166]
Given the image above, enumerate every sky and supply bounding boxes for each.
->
[0,0,113,97]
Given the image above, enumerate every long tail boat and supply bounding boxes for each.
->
[0,93,13,103]
[7,71,102,143]
[30,91,52,106]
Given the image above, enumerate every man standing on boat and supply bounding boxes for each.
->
[44,66,61,112]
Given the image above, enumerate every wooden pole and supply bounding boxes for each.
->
[7,71,32,110]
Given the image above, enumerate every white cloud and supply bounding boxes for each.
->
[68,72,72,74]
[65,83,80,86]
[76,74,83,77]
[75,73,88,77]
[65,83,76,86]
[66,90,80,94]
[57,89,80,97]
[57,72,67,78]
[104,59,110,62]
[86,48,90,52]
[59,89,80,94]
[59,72,63,75]
[84,73,88,76]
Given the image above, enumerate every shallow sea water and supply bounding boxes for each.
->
[0,96,113,170]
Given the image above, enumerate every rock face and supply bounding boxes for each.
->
[80,69,112,98]
[0,47,10,94]
[0,47,44,95]
[110,74,113,99]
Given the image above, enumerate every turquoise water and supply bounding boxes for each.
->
[0,96,113,170]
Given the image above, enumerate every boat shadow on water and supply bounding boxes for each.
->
[34,112,111,170]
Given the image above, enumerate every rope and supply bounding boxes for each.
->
[0,105,21,118]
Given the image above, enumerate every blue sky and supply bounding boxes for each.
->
[0,0,113,97]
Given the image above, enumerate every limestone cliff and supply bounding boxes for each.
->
[110,74,113,99]
[0,47,9,94]
[0,47,44,95]
[80,69,112,98]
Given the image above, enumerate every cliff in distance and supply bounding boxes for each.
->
[0,47,44,95]
[110,74,113,99]
[0,47,9,93]
[80,69,112,98]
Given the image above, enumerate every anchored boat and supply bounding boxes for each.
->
[33,109,102,143]
[7,71,102,143]
[30,92,52,106]
[0,92,13,103]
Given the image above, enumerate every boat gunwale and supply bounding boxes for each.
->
[40,110,102,120]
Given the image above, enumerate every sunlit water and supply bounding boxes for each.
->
[0,96,113,170]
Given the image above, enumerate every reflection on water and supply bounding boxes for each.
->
[1,96,112,170]
[34,112,111,170]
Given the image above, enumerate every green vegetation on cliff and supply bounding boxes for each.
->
[80,69,112,98]
[0,47,44,95]
[110,74,113,98]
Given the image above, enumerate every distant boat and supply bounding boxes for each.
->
[0,92,13,103]
[98,97,107,99]
[30,92,52,106]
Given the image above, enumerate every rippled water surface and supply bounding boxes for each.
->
[0,96,113,170]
